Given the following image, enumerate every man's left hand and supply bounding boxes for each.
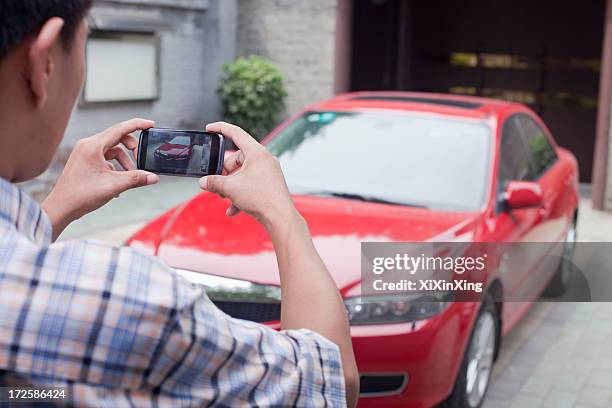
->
[42,118,159,240]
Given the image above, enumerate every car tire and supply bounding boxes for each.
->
[543,214,577,298]
[440,297,499,408]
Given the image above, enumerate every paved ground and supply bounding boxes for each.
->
[61,182,612,408]
[59,175,200,242]
[484,302,612,408]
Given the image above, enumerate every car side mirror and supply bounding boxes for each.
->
[503,181,544,210]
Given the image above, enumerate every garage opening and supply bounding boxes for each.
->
[350,0,605,183]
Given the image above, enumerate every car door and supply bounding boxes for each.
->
[515,113,567,294]
[493,114,543,307]
[516,113,565,241]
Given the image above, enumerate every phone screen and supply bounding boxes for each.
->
[138,128,224,177]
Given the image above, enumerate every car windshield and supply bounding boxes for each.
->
[266,111,491,211]
[168,136,191,145]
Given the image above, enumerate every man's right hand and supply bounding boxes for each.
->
[199,122,360,407]
[199,122,298,229]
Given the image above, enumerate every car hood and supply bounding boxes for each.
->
[157,143,190,155]
[131,193,481,295]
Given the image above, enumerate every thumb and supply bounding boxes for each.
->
[114,170,159,192]
[199,175,229,196]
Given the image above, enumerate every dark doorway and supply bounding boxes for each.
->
[351,0,605,182]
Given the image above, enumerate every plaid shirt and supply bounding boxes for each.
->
[0,178,346,407]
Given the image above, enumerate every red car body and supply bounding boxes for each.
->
[154,139,193,168]
[127,92,579,407]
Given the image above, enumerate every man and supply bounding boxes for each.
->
[0,1,359,406]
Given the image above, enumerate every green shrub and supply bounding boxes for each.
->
[218,56,287,141]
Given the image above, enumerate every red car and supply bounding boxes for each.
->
[154,135,193,170]
[127,92,579,407]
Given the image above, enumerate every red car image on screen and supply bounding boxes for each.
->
[153,135,193,170]
[127,92,579,407]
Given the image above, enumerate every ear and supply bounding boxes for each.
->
[27,17,64,108]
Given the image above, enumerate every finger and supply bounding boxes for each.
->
[226,204,241,217]
[112,170,159,194]
[199,175,229,196]
[101,118,155,150]
[120,134,139,160]
[106,162,115,171]
[206,122,258,154]
[105,146,136,171]
[222,151,245,176]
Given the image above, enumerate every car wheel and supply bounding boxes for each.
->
[543,214,577,297]
[440,298,498,408]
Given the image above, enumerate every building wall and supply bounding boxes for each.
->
[605,100,612,209]
[597,0,612,210]
[236,0,339,116]
[23,0,237,199]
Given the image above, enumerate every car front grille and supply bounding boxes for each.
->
[212,300,281,323]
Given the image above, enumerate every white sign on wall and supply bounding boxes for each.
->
[84,33,159,103]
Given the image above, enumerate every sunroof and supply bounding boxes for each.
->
[352,95,482,109]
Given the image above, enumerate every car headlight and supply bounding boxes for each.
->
[176,270,449,325]
[344,294,450,326]
[175,268,281,302]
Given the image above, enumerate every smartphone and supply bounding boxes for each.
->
[137,128,225,177]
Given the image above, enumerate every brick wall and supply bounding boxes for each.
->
[236,0,339,116]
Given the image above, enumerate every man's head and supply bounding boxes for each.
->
[0,0,93,182]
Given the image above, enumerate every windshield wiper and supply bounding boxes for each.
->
[299,191,428,208]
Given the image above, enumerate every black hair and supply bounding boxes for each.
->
[0,0,93,60]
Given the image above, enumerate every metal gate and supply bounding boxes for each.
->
[351,0,605,182]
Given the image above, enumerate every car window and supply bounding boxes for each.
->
[169,136,191,145]
[499,115,531,185]
[518,114,558,178]
[266,111,491,211]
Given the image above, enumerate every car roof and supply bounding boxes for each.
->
[309,91,520,120]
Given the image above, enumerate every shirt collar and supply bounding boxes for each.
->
[0,178,52,245]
